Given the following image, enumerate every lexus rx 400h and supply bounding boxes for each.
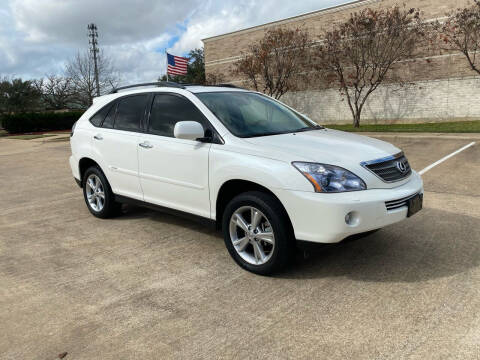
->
[69,82,423,275]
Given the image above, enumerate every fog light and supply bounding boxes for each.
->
[345,211,359,226]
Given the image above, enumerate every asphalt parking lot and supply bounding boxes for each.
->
[1,133,479,359]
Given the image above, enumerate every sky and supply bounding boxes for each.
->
[0,0,350,83]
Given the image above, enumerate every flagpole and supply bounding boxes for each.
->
[165,49,169,82]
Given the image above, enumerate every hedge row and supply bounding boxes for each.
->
[1,111,84,133]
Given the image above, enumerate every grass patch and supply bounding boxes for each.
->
[325,120,480,133]
[0,129,7,137]
[7,134,56,140]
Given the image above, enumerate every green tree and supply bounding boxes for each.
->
[185,48,205,84]
[0,77,42,113]
[0,77,8,114]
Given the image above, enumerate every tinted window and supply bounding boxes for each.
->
[101,102,117,128]
[114,95,149,132]
[149,94,207,137]
[196,92,321,138]
[90,102,114,127]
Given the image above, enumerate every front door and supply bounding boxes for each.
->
[138,93,212,218]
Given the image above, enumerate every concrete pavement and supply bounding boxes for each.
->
[0,134,479,359]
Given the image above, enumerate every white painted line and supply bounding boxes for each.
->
[419,142,476,175]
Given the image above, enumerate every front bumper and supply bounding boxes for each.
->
[275,171,424,243]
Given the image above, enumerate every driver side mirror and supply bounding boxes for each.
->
[174,121,205,141]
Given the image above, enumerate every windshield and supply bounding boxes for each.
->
[196,91,321,138]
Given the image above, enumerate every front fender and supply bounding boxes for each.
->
[209,147,313,219]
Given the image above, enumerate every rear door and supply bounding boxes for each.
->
[91,94,149,200]
[137,93,212,218]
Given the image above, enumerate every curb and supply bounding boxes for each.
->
[359,132,480,140]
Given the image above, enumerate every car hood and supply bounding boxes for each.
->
[242,128,400,165]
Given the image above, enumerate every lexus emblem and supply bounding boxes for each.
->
[396,161,407,173]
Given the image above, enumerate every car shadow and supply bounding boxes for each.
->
[117,204,219,238]
[280,207,480,283]
[117,205,479,283]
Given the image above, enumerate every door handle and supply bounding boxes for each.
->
[93,134,103,140]
[139,142,153,149]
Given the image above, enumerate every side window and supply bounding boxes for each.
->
[102,102,116,129]
[114,95,149,132]
[89,102,114,127]
[149,94,207,137]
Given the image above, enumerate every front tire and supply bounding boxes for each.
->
[222,191,294,275]
[82,166,121,218]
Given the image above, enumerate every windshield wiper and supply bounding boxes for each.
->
[245,125,323,138]
[293,125,324,132]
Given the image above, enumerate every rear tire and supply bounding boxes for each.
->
[82,166,121,218]
[222,191,294,275]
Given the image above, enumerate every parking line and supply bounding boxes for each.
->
[419,142,476,175]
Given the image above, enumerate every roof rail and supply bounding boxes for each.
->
[110,81,185,94]
[182,83,245,89]
[216,83,243,89]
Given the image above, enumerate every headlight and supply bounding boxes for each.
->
[292,162,366,193]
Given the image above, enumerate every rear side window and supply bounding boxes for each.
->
[102,103,116,129]
[114,95,149,132]
[89,102,114,127]
[149,94,207,137]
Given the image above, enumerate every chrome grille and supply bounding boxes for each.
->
[361,152,411,182]
[385,192,419,211]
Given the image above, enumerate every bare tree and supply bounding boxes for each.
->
[65,50,119,108]
[317,6,428,127]
[205,72,225,85]
[233,27,313,99]
[34,75,74,110]
[441,0,480,75]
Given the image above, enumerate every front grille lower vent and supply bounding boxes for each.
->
[385,193,419,211]
[362,153,411,182]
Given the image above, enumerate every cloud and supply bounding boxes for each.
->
[0,0,350,82]
[10,0,198,45]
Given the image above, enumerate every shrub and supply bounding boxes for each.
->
[1,111,84,133]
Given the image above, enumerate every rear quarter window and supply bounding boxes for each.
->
[89,102,115,127]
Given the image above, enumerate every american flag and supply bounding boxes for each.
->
[167,53,188,76]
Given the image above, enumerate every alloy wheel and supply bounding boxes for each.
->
[229,206,275,265]
[85,174,105,212]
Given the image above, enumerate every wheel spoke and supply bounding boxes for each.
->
[251,208,262,229]
[257,231,274,244]
[87,178,95,190]
[253,242,265,263]
[232,213,249,233]
[232,237,249,252]
[94,176,100,191]
[95,197,101,209]
[97,191,105,199]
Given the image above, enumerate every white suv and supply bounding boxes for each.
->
[69,82,423,275]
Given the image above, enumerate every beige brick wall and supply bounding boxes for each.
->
[282,77,480,124]
[203,0,480,124]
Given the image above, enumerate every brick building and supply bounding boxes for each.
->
[203,0,480,124]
